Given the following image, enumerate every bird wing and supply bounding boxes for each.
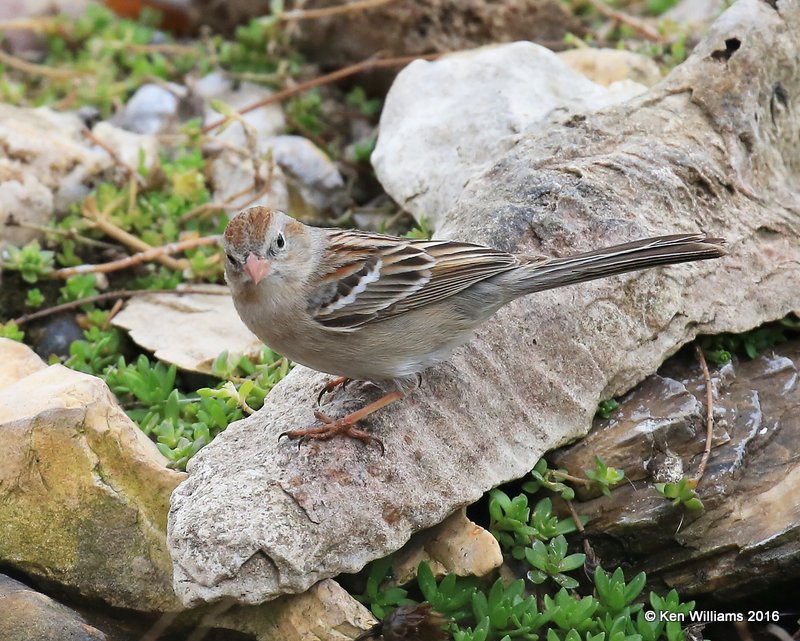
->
[308,229,523,331]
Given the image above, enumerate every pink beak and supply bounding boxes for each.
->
[244,253,270,284]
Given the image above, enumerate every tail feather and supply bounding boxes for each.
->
[516,233,727,293]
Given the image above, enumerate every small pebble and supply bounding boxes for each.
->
[32,315,84,360]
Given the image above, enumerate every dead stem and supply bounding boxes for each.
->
[551,470,592,486]
[178,166,276,222]
[13,287,228,326]
[82,129,142,180]
[0,17,62,32]
[177,183,253,222]
[0,49,87,79]
[108,42,199,56]
[279,0,398,22]
[566,498,597,568]
[694,345,715,484]
[104,298,125,326]
[3,218,117,250]
[52,236,220,279]
[585,0,664,42]
[83,197,185,272]
[202,53,441,134]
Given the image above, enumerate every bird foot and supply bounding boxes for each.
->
[280,409,385,454]
[316,376,351,406]
[280,389,404,454]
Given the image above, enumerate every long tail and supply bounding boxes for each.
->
[515,233,726,293]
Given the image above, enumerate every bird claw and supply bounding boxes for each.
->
[279,412,385,454]
[280,389,402,454]
[316,376,351,407]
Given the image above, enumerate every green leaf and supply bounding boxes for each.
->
[553,574,579,589]
[0,321,25,342]
[684,497,704,511]
[25,288,45,308]
[527,569,548,585]
[624,572,647,603]
[561,553,586,572]
[596,398,620,419]
[417,561,436,602]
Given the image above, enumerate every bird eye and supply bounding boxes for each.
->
[275,233,286,250]
[226,252,239,266]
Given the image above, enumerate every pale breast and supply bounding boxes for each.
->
[233,285,480,382]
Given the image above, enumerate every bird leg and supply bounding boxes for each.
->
[280,390,404,453]
[316,376,351,407]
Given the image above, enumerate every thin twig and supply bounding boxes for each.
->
[694,345,715,483]
[585,0,664,42]
[202,53,441,134]
[279,0,398,21]
[565,499,597,567]
[0,49,86,79]
[13,287,228,326]
[82,129,141,179]
[765,624,794,641]
[107,42,199,56]
[551,470,592,487]
[0,17,62,32]
[52,236,220,279]
[178,185,252,223]
[179,165,276,222]
[3,218,117,250]
[83,198,185,272]
[140,612,180,641]
[224,70,286,84]
[104,298,125,326]
[185,598,237,641]
[284,111,333,153]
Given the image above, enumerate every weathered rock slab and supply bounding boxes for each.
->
[168,0,800,606]
[111,286,262,374]
[552,338,800,599]
[0,341,185,611]
[372,41,647,228]
[0,574,107,641]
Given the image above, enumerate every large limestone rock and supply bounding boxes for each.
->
[0,340,185,611]
[371,42,648,229]
[0,337,48,387]
[168,0,800,606]
[0,339,379,639]
[207,580,377,641]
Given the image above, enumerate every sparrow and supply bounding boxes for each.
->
[223,206,726,448]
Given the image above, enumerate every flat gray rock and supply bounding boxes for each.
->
[168,0,800,605]
[0,574,107,641]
